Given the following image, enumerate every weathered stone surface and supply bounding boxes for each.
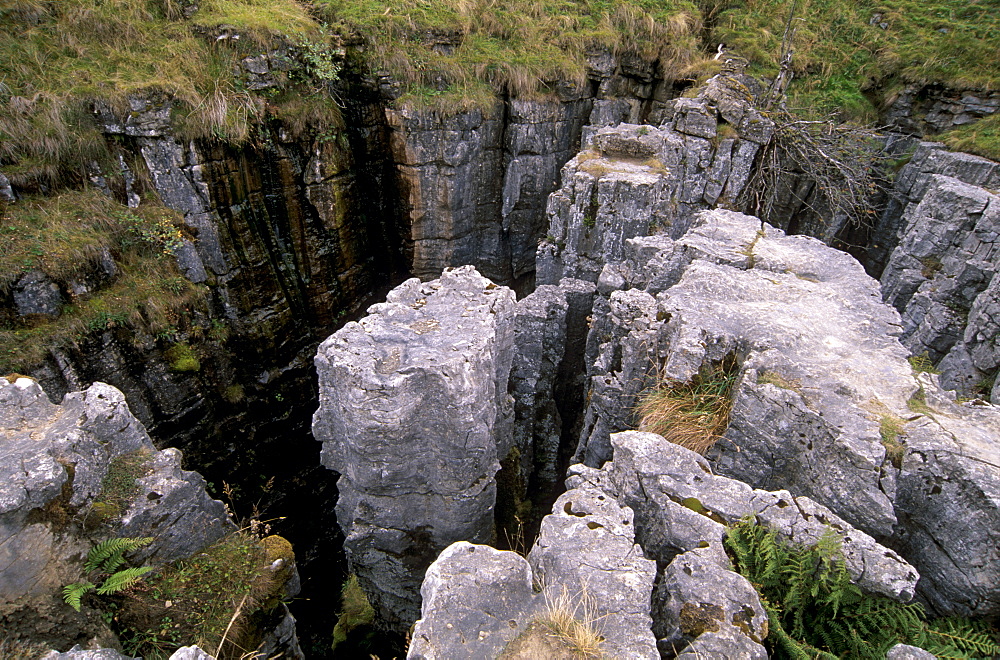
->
[509,278,595,497]
[0,378,234,601]
[389,97,592,285]
[313,266,516,631]
[878,158,1000,402]
[536,74,769,286]
[886,643,936,660]
[409,483,657,660]
[563,206,1000,618]
[13,270,63,317]
[654,547,768,658]
[892,374,1000,617]
[569,431,918,602]
[41,647,136,660]
[883,84,1000,136]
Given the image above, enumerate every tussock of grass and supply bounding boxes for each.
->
[709,0,1000,121]
[636,357,740,454]
[908,352,941,375]
[757,369,801,392]
[537,586,605,659]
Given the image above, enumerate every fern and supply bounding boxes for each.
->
[62,581,95,612]
[96,566,154,595]
[919,617,1000,659]
[725,518,999,660]
[84,537,153,573]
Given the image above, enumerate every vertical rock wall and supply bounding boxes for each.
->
[877,143,1000,399]
[312,266,516,631]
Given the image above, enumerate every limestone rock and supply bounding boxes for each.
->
[885,643,936,660]
[567,208,1000,618]
[13,270,63,317]
[313,266,516,631]
[0,378,234,601]
[409,483,657,660]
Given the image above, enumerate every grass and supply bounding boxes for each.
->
[636,356,740,454]
[86,449,155,527]
[908,353,941,375]
[116,530,286,659]
[0,188,210,374]
[708,0,1000,122]
[939,113,1000,162]
[537,586,606,659]
[878,413,906,468]
[315,0,702,109]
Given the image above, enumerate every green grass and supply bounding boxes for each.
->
[313,0,704,109]
[709,0,1000,122]
[0,189,207,374]
[331,574,376,651]
[116,531,278,659]
[87,449,155,527]
[940,113,1000,162]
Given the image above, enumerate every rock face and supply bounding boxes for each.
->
[0,378,248,651]
[313,266,517,631]
[408,484,658,660]
[536,73,773,287]
[876,143,1000,400]
[544,203,1000,618]
[883,84,1000,136]
[390,50,700,289]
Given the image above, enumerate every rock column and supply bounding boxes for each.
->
[312,266,516,631]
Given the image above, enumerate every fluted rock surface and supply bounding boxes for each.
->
[313,266,516,631]
[877,144,1000,400]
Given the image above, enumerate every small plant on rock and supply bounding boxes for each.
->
[63,537,154,611]
[636,356,740,454]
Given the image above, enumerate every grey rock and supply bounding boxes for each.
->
[893,374,1000,617]
[654,547,768,659]
[570,431,918,602]
[14,270,63,317]
[168,647,215,660]
[409,542,540,660]
[0,172,14,201]
[0,378,233,600]
[886,643,936,660]
[883,84,1000,136]
[313,266,516,631]
[409,483,657,660]
[41,646,136,660]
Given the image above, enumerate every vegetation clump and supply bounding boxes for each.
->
[725,517,1000,658]
[63,537,154,611]
[115,530,282,658]
[636,356,740,454]
[331,574,376,652]
[87,449,155,526]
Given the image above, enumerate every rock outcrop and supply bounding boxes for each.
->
[883,84,1000,136]
[0,378,303,654]
[537,182,1000,618]
[877,143,1000,401]
[408,484,658,660]
[313,266,516,631]
[536,72,773,286]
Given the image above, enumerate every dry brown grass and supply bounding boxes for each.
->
[636,358,739,454]
[537,586,606,659]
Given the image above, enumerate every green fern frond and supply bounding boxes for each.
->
[84,537,153,573]
[62,581,95,611]
[96,566,154,595]
[919,617,1000,659]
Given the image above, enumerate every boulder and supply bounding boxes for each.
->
[409,483,657,659]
